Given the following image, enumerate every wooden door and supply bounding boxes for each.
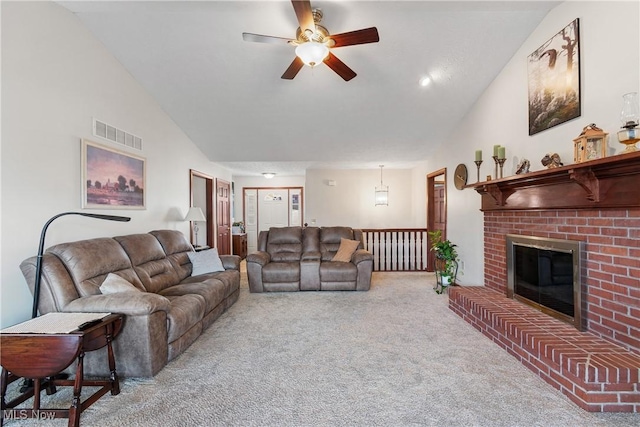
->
[426,168,447,272]
[216,179,231,255]
[433,183,446,235]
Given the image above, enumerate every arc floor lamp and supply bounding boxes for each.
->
[31,212,131,318]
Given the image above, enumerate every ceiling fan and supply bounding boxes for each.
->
[242,0,379,81]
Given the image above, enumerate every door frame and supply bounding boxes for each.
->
[426,168,447,272]
[190,169,214,247]
[242,187,304,228]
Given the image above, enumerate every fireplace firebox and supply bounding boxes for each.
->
[506,234,584,330]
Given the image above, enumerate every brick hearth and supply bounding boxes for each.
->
[450,208,640,412]
[450,286,640,412]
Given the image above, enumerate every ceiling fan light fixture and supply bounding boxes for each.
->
[295,41,329,67]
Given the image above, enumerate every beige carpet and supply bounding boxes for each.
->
[4,272,638,426]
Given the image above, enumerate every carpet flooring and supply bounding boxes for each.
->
[4,271,638,426]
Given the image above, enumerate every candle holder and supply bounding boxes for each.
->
[474,160,483,182]
[497,158,507,178]
[492,156,499,179]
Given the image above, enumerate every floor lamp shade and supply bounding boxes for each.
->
[31,212,131,318]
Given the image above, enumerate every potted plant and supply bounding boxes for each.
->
[428,230,459,294]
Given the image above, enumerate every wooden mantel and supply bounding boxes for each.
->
[468,151,640,211]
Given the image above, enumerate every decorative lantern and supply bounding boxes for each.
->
[573,123,608,163]
[617,92,640,153]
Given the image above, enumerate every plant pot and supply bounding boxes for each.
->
[441,275,452,286]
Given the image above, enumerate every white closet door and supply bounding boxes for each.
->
[258,189,289,233]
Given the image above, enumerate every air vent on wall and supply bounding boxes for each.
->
[93,118,143,151]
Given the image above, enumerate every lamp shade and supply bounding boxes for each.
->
[375,186,389,206]
[184,207,206,222]
[295,42,329,67]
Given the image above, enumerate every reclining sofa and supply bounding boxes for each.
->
[20,230,240,378]
[247,226,373,292]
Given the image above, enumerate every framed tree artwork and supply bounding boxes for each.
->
[82,139,146,209]
[528,18,580,135]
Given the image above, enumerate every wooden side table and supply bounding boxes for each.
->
[0,313,123,427]
[232,233,247,260]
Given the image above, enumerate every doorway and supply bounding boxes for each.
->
[190,170,214,248]
[426,168,447,272]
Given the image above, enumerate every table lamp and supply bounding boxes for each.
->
[184,207,206,247]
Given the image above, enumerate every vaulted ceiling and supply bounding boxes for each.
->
[59,1,557,176]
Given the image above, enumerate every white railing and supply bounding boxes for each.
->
[362,229,428,271]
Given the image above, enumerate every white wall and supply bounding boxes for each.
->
[427,1,640,285]
[0,2,231,327]
[305,168,422,229]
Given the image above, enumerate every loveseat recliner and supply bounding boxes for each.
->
[20,230,240,378]
[246,226,373,292]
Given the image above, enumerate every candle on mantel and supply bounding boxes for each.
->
[498,146,506,159]
[493,145,501,157]
[475,150,482,161]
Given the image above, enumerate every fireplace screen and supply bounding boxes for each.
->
[506,235,584,330]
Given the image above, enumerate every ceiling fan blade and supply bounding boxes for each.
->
[242,33,294,45]
[291,0,315,35]
[324,52,357,81]
[281,57,305,80]
[328,27,380,48]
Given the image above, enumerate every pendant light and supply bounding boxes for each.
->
[375,165,389,206]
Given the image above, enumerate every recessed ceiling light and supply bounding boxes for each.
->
[419,76,432,87]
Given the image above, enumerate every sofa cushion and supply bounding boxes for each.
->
[320,227,358,261]
[320,261,358,282]
[150,230,195,281]
[263,262,300,283]
[267,227,303,262]
[332,238,361,262]
[188,248,225,276]
[99,273,142,294]
[115,234,180,293]
[182,270,240,299]
[47,238,141,297]
[164,294,206,343]
[159,280,225,314]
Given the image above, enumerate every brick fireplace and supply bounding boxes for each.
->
[450,152,640,412]
[484,208,640,353]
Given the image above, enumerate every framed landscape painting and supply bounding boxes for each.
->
[528,18,581,135]
[82,139,146,209]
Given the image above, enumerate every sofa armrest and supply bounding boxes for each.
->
[352,249,373,265]
[301,251,321,262]
[246,251,270,267]
[246,251,270,293]
[220,254,241,271]
[63,293,171,316]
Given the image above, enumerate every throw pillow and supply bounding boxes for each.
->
[331,238,361,262]
[99,273,141,294]
[188,248,225,276]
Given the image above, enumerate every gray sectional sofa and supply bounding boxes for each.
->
[247,226,373,292]
[20,230,240,378]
